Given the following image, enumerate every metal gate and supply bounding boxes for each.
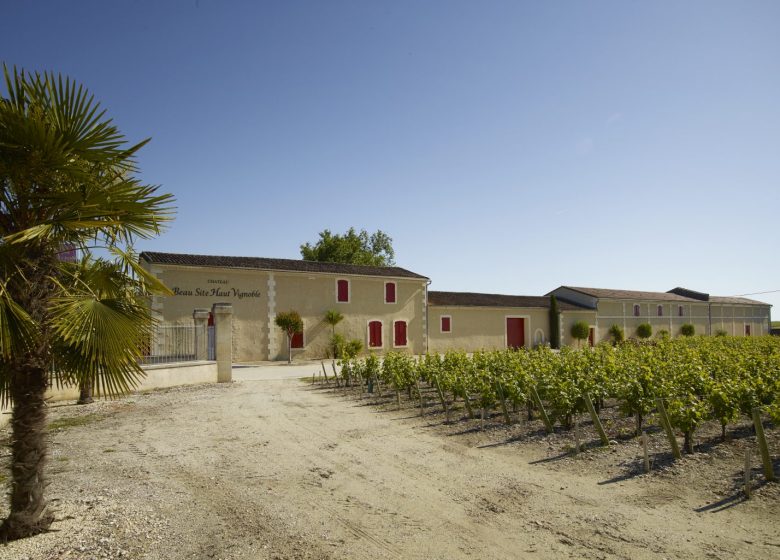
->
[207,325,216,360]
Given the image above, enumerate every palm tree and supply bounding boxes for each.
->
[0,65,173,541]
[324,309,344,357]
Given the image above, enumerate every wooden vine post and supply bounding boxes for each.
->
[320,361,329,384]
[752,407,776,482]
[655,398,682,460]
[584,393,609,446]
[530,385,554,434]
[641,432,650,473]
[496,382,512,425]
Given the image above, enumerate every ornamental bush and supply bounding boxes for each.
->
[570,321,590,347]
[636,323,652,339]
[680,323,695,337]
[608,324,624,344]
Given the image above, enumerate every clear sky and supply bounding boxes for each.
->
[3,1,779,311]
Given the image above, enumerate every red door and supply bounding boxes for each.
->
[368,321,383,348]
[506,318,525,349]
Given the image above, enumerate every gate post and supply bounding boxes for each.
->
[212,303,233,383]
[193,308,210,360]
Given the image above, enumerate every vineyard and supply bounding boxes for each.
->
[323,336,780,483]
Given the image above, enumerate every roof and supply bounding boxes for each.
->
[709,296,769,305]
[140,251,429,280]
[554,286,769,306]
[558,286,695,302]
[428,291,589,310]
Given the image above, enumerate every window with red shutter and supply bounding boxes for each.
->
[394,321,407,347]
[291,330,304,349]
[368,321,382,347]
[657,305,663,317]
[337,279,349,302]
[441,316,451,333]
[633,304,640,317]
[385,282,396,303]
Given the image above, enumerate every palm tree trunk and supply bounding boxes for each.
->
[78,378,94,404]
[0,364,54,541]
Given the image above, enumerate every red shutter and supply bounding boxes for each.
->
[441,317,451,332]
[337,279,349,302]
[369,321,382,347]
[385,282,396,303]
[394,321,407,346]
[291,331,304,348]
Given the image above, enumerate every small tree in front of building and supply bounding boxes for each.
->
[570,321,590,348]
[636,323,652,339]
[324,309,344,358]
[275,311,303,364]
[608,324,624,345]
[680,323,695,337]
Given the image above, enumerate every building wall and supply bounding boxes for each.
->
[428,306,555,352]
[142,263,427,361]
[592,299,770,339]
[559,310,600,347]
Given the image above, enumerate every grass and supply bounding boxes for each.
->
[48,413,99,431]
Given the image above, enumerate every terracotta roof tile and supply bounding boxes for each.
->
[140,252,428,280]
[428,291,589,310]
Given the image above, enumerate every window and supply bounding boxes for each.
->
[678,305,684,317]
[336,279,349,303]
[745,324,751,336]
[291,330,304,349]
[441,316,452,333]
[393,320,407,347]
[368,320,383,348]
[633,304,641,317]
[657,305,663,317]
[385,282,396,303]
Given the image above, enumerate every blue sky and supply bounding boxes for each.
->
[3,1,779,311]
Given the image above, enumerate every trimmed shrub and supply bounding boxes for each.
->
[680,323,695,337]
[608,324,624,344]
[657,329,670,340]
[636,323,652,339]
[715,329,728,337]
[570,321,590,347]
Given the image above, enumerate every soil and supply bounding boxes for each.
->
[1,370,778,560]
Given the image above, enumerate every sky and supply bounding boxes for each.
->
[3,1,779,312]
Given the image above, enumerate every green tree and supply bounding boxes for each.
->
[0,66,173,540]
[300,228,395,266]
[275,311,303,364]
[680,323,695,337]
[324,309,344,357]
[549,295,561,349]
[570,321,590,348]
[608,324,625,345]
[636,323,653,339]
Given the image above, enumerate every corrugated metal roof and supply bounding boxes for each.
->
[428,291,590,310]
[140,252,429,280]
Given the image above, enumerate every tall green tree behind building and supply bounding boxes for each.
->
[300,228,395,266]
[0,66,173,540]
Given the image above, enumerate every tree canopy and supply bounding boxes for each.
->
[0,65,173,540]
[300,228,395,266]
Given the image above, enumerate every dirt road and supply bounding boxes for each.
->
[1,371,778,559]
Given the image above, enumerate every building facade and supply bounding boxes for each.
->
[141,252,772,360]
[140,252,429,362]
[427,291,595,352]
[548,286,772,342]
